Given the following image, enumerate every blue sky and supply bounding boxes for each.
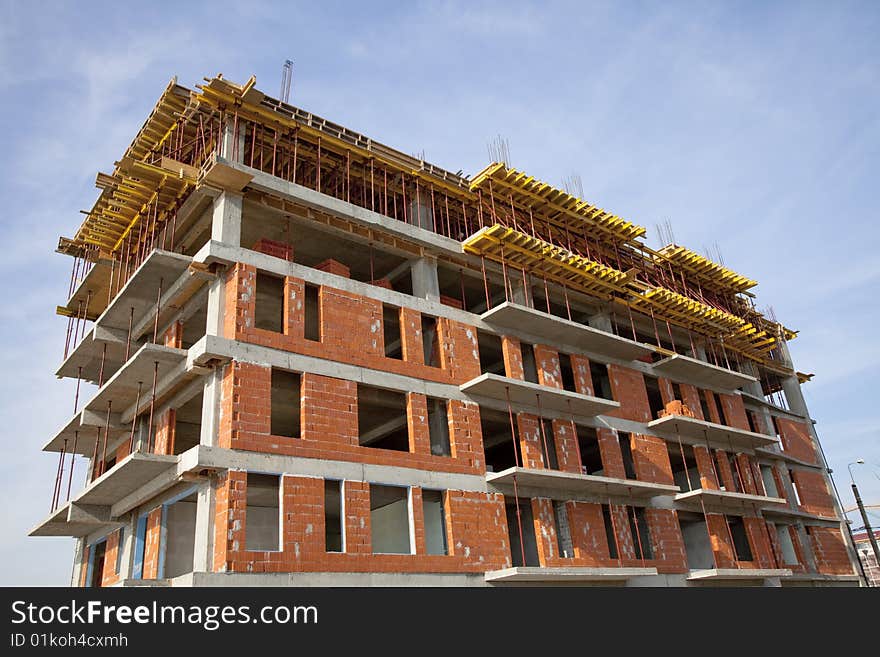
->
[0,1,878,585]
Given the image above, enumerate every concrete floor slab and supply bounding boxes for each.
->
[481,302,654,361]
[77,452,179,506]
[56,327,128,383]
[760,505,841,525]
[83,343,187,414]
[687,568,792,581]
[485,566,658,582]
[95,250,192,332]
[461,373,620,418]
[487,467,678,499]
[28,502,117,538]
[648,414,777,450]
[62,259,113,320]
[674,488,787,512]
[42,410,128,454]
[651,354,757,392]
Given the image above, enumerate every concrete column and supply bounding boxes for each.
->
[220,119,247,163]
[588,311,613,333]
[119,514,137,580]
[199,369,224,448]
[411,257,440,302]
[743,361,765,398]
[192,481,215,573]
[70,538,86,587]
[211,192,242,247]
[205,274,226,338]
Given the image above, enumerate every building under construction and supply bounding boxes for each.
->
[33,73,862,586]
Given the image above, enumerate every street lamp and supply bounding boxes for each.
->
[848,459,880,574]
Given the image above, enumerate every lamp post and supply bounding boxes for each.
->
[848,460,880,576]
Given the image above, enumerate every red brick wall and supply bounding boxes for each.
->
[80,546,90,587]
[646,508,687,572]
[791,469,836,517]
[718,394,749,430]
[446,399,484,470]
[552,419,581,474]
[320,286,383,358]
[630,434,675,485]
[567,501,610,565]
[531,501,685,573]
[516,413,546,470]
[152,409,176,455]
[808,527,855,575]
[220,362,484,475]
[607,364,651,423]
[693,445,719,489]
[223,263,480,386]
[532,498,559,564]
[142,507,163,579]
[734,453,758,494]
[533,344,561,389]
[713,450,737,491]
[501,336,524,380]
[597,427,626,478]
[344,481,371,554]
[705,513,736,568]
[223,262,256,339]
[399,308,423,366]
[438,319,481,382]
[569,354,593,396]
[100,529,122,586]
[680,384,704,420]
[164,320,183,348]
[777,418,819,464]
[743,516,776,568]
[406,393,431,455]
[214,472,509,574]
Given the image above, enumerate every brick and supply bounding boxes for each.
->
[607,364,651,423]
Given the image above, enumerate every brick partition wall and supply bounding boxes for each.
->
[142,507,164,579]
[222,263,481,386]
[552,419,581,474]
[630,434,675,485]
[607,364,651,423]
[569,354,593,396]
[516,414,546,470]
[718,393,749,430]
[808,527,855,575]
[693,444,720,489]
[501,336,524,380]
[529,499,690,573]
[597,427,626,478]
[776,417,819,464]
[100,529,122,587]
[791,469,837,517]
[533,344,561,389]
[209,472,510,575]
[680,383,704,420]
[705,513,736,568]
[218,361,483,475]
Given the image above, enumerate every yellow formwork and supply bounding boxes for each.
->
[469,162,646,245]
[462,224,630,299]
[658,244,757,293]
[74,79,193,252]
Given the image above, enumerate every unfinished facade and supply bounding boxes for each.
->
[33,74,861,587]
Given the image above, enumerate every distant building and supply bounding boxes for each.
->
[853,529,880,586]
